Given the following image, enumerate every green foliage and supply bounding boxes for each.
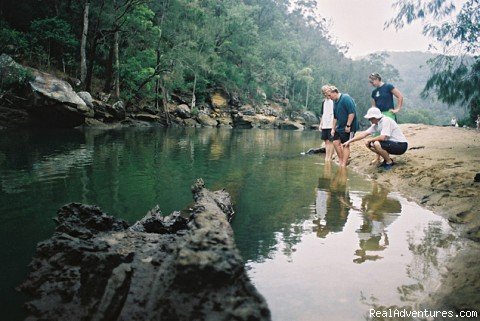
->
[0,0,398,112]
[29,17,78,69]
[388,0,480,122]
[0,20,29,56]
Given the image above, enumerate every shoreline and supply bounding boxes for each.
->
[346,123,480,312]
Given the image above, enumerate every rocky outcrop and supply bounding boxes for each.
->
[18,179,270,321]
[0,55,318,130]
[0,54,93,128]
[276,119,305,130]
[197,113,218,127]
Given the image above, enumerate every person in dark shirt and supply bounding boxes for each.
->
[326,86,358,167]
[369,72,403,120]
[368,73,404,164]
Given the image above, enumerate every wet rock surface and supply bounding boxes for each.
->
[18,179,270,321]
[0,54,93,128]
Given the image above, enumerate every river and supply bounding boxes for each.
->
[0,127,459,320]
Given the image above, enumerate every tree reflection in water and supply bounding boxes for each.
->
[360,218,458,321]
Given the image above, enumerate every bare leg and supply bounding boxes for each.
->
[371,141,392,164]
[333,139,343,165]
[325,139,334,161]
[341,144,350,167]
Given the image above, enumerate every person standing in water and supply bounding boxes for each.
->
[326,86,358,167]
[318,85,335,162]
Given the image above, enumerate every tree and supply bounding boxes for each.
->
[387,0,480,124]
[80,0,89,85]
[30,17,78,71]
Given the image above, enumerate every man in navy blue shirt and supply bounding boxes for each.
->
[369,73,403,121]
[368,73,403,164]
[327,86,358,167]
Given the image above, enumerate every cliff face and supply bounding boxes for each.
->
[18,179,271,321]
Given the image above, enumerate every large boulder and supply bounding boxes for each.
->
[18,180,270,321]
[301,110,319,125]
[77,91,94,108]
[197,113,218,127]
[173,104,191,119]
[276,119,305,130]
[0,54,93,128]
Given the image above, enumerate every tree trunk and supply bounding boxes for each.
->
[191,73,197,109]
[103,36,114,93]
[85,39,98,92]
[80,0,89,85]
[305,82,310,109]
[160,77,170,126]
[154,50,161,113]
[113,30,120,99]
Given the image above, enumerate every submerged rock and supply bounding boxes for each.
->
[19,179,270,321]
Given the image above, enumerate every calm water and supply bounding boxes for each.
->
[0,127,458,320]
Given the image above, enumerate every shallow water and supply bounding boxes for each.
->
[0,127,459,320]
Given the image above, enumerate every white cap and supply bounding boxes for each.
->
[364,107,383,119]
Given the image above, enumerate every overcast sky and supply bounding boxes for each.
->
[315,0,437,59]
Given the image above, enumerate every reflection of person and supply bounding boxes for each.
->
[318,85,335,162]
[354,182,401,264]
[343,107,408,170]
[313,165,352,238]
[326,86,359,167]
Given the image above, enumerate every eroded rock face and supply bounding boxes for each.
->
[19,179,270,321]
[0,54,93,128]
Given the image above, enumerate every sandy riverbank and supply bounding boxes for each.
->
[347,123,480,313]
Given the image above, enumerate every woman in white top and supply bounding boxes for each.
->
[318,85,335,161]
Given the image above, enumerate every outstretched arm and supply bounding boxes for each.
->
[343,131,370,147]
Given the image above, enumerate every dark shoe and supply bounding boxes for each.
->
[380,161,395,170]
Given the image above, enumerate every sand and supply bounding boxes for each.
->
[346,124,480,312]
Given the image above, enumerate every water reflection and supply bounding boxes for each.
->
[361,220,459,321]
[354,183,401,264]
[0,127,463,321]
[313,164,353,238]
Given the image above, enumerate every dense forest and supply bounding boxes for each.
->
[0,0,399,122]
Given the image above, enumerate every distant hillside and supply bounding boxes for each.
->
[380,51,465,125]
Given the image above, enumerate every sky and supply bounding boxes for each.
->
[315,0,437,59]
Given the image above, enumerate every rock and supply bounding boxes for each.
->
[233,113,276,129]
[305,147,325,154]
[474,173,480,183]
[18,180,270,321]
[217,116,233,127]
[107,101,126,120]
[77,91,94,108]
[120,118,154,127]
[183,118,199,127]
[0,106,30,127]
[210,92,229,109]
[239,104,256,116]
[197,113,218,127]
[276,119,304,130]
[0,54,93,128]
[173,104,191,119]
[301,110,319,124]
[132,112,161,123]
